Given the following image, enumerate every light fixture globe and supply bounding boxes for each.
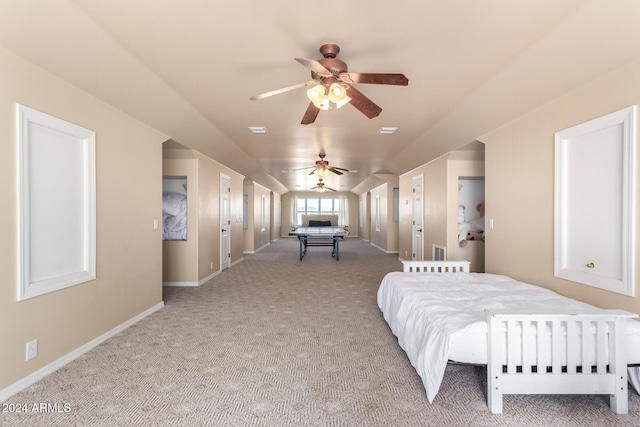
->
[328,82,347,104]
[306,84,326,105]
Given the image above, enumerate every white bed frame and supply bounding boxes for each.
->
[402,260,470,273]
[401,260,638,414]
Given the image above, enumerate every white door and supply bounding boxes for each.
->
[412,175,424,260]
[220,174,231,271]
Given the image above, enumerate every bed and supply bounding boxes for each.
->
[377,260,640,414]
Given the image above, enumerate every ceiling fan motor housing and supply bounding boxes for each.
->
[313,43,347,80]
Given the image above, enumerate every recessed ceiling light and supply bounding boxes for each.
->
[248,126,267,134]
[281,169,289,173]
[379,127,398,134]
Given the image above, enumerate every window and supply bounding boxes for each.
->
[295,197,348,225]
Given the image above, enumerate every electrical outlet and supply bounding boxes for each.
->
[26,339,38,361]
[210,261,214,270]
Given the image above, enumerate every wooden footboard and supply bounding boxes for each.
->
[486,309,638,414]
[402,260,470,273]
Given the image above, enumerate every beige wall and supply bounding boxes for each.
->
[243,181,271,252]
[481,59,640,314]
[253,182,271,251]
[424,156,448,260]
[162,158,199,283]
[446,159,485,272]
[270,192,281,242]
[0,48,166,390]
[359,192,371,241]
[243,182,255,252]
[370,183,398,252]
[163,152,245,283]
[399,154,449,262]
[399,154,485,271]
[195,152,245,279]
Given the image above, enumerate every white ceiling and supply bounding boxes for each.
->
[1,0,640,193]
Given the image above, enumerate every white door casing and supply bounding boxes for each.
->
[220,174,231,271]
[412,174,424,261]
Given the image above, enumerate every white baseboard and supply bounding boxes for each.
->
[162,281,198,287]
[0,301,164,404]
[255,242,270,252]
[370,242,399,254]
[198,269,221,285]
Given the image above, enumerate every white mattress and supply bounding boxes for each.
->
[377,271,640,403]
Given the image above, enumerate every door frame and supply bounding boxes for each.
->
[412,174,424,261]
[220,174,231,271]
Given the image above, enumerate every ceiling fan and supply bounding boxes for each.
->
[310,178,336,193]
[293,152,349,176]
[250,43,409,124]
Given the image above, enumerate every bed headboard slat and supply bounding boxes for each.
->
[401,260,471,273]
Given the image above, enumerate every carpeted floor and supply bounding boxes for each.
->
[2,238,639,426]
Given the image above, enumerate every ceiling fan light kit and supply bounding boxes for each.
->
[313,167,331,177]
[250,43,408,124]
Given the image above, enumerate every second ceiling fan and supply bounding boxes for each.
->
[250,43,409,124]
[310,178,336,193]
[293,152,348,176]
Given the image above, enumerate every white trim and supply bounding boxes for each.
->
[220,173,231,271]
[162,281,199,287]
[198,270,221,285]
[0,302,164,404]
[554,106,636,296]
[166,258,245,286]
[255,242,270,253]
[17,104,96,301]
[370,242,399,254]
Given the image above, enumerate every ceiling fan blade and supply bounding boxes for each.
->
[327,167,344,175]
[301,102,321,125]
[330,166,349,172]
[345,85,382,119]
[291,166,316,172]
[325,187,337,192]
[339,72,408,86]
[250,80,315,100]
[295,57,333,78]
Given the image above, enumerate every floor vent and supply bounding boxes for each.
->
[432,244,446,261]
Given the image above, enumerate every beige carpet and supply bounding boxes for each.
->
[2,238,639,426]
